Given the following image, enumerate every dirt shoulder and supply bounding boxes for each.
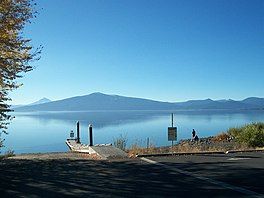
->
[7,152,100,160]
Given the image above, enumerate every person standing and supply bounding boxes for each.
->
[192,129,196,139]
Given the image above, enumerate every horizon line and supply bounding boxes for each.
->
[10,92,263,106]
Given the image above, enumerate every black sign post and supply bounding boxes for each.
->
[168,113,177,147]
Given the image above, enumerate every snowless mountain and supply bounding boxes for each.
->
[12,97,52,109]
[14,93,264,112]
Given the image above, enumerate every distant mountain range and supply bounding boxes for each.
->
[28,97,52,106]
[13,93,264,112]
[11,97,52,109]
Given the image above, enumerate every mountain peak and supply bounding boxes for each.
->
[243,97,262,101]
[29,98,52,106]
[205,98,213,101]
[89,92,106,96]
[40,97,50,101]
[13,93,264,112]
[242,97,264,107]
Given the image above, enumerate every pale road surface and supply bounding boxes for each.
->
[0,151,263,197]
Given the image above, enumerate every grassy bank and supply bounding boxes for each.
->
[126,122,264,157]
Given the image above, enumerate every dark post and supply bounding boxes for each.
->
[89,124,93,146]
[171,113,174,127]
[171,113,174,147]
[147,137,150,150]
[76,121,80,143]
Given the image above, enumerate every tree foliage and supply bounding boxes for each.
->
[0,0,41,135]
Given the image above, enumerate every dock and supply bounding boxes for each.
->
[66,123,127,159]
[65,139,128,159]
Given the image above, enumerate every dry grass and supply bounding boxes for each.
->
[212,132,231,142]
[122,127,264,157]
[171,141,250,153]
[128,142,157,157]
[127,137,255,157]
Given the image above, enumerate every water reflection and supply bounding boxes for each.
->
[2,110,264,154]
[12,110,264,128]
[13,111,167,128]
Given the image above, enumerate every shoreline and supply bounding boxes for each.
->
[2,148,264,161]
[2,141,263,161]
[127,135,264,157]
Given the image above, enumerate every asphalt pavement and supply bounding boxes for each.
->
[145,151,264,197]
[0,151,263,197]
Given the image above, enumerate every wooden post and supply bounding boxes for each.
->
[89,124,93,146]
[76,121,80,143]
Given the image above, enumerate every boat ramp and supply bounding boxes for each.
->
[65,122,127,160]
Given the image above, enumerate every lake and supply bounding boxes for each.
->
[1,110,264,154]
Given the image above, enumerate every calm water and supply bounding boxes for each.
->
[1,110,264,154]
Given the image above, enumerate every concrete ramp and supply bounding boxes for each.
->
[66,139,128,159]
[90,145,128,160]
[66,139,90,153]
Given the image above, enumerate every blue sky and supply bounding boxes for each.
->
[10,0,264,104]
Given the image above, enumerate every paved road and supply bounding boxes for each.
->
[0,152,263,197]
[146,151,264,197]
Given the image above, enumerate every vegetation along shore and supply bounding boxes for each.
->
[127,122,264,157]
[1,122,263,160]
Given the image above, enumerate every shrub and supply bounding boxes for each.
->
[113,134,127,151]
[5,149,15,157]
[227,122,264,147]
[0,149,15,160]
[228,127,242,138]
